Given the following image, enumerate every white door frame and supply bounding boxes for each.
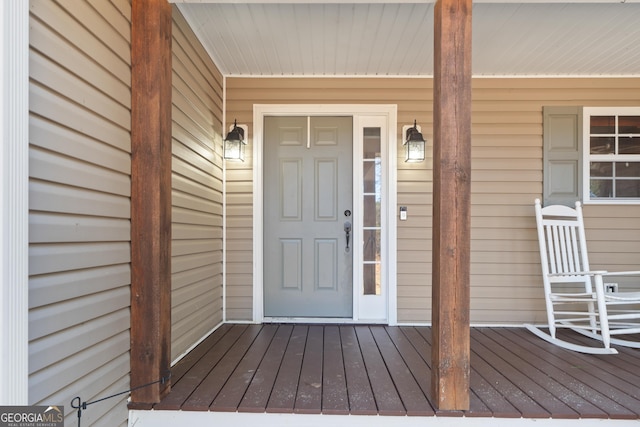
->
[252,104,398,325]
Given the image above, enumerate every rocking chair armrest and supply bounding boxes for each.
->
[599,270,640,277]
[548,271,607,277]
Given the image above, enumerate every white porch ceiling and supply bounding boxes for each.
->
[176,1,640,77]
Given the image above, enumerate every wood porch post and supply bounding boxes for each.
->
[130,0,172,405]
[431,0,472,411]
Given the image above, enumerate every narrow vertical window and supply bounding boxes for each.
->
[363,127,382,295]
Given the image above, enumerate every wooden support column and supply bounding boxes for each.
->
[431,0,472,411]
[130,0,172,406]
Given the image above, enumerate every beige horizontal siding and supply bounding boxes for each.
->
[30,180,130,217]
[226,76,640,324]
[582,205,640,290]
[469,78,640,325]
[28,1,132,425]
[170,7,225,361]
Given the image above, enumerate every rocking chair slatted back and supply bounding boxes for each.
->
[536,203,591,289]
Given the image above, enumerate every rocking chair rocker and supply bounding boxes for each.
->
[526,199,640,354]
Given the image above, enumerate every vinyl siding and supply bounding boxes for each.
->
[225,146,254,320]
[225,76,640,325]
[171,8,224,362]
[471,78,640,325]
[29,3,226,425]
[28,1,131,427]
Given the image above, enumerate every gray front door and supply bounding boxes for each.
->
[264,116,353,317]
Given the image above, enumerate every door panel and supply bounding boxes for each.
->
[264,116,353,318]
[316,159,337,220]
[280,159,302,220]
[281,239,302,289]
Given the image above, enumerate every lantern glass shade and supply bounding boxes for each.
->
[224,138,245,161]
[405,139,425,162]
[223,122,247,161]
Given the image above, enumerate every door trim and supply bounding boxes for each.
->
[253,104,398,325]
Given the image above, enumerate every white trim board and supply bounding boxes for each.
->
[129,411,636,427]
[1,0,29,405]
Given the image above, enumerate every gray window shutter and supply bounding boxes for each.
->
[543,106,582,206]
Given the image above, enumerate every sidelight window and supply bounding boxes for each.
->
[363,127,382,295]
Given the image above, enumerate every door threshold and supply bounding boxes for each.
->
[262,317,387,325]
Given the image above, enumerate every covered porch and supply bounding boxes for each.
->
[125,0,640,423]
[129,324,640,426]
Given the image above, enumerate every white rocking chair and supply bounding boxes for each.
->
[526,199,640,354]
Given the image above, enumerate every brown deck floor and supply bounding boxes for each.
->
[153,324,640,419]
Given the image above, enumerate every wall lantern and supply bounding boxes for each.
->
[402,120,426,162]
[223,120,248,161]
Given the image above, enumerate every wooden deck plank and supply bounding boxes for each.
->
[472,328,580,419]
[512,328,639,419]
[565,346,640,407]
[210,324,279,411]
[322,326,349,414]
[526,328,640,417]
[294,325,324,414]
[569,331,640,393]
[170,323,233,384]
[481,328,608,419]
[468,369,517,418]
[595,348,640,381]
[238,325,293,413]
[154,324,246,410]
[469,330,551,418]
[339,326,378,415]
[385,327,434,404]
[355,326,405,416]
[154,325,640,420]
[465,381,493,415]
[181,325,263,410]
[512,328,638,418]
[404,326,502,417]
[371,327,433,416]
[266,325,307,413]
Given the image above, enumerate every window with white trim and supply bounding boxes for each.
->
[583,107,640,204]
